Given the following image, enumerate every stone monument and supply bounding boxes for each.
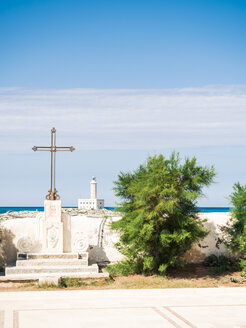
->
[32,127,74,254]
[2,128,108,283]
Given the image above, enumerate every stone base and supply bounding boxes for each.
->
[0,272,109,282]
[1,252,109,282]
[26,252,88,261]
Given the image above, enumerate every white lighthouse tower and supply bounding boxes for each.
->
[78,177,104,210]
[90,176,97,199]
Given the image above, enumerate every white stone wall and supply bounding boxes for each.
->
[0,211,232,266]
[0,213,124,265]
[182,212,231,262]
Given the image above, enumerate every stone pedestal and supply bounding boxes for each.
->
[43,200,63,253]
[1,199,109,282]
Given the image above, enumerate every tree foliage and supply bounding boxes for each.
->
[109,152,215,275]
[222,183,246,256]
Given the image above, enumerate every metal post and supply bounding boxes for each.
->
[53,128,56,194]
[50,128,53,194]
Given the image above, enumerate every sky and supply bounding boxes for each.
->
[0,0,246,206]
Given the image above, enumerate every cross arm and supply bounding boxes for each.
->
[32,146,75,152]
[55,146,75,152]
[32,146,51,151]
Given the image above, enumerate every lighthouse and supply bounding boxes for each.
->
[78,177,104,210]
[90,176,97,199]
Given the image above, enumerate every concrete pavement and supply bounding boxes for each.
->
[0,287,246,328]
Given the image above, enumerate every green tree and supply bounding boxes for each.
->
[222,183,246,255]
[109,152,215,275]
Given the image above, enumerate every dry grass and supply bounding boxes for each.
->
[0,265,246,291]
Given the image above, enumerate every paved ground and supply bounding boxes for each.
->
[0,287,246,328]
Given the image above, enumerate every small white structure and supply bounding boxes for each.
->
[78,177,104,210]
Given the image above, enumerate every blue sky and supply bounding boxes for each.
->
[1,0,246,88]
[0,1,246,206]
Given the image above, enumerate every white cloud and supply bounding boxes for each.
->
[0,85,246,152]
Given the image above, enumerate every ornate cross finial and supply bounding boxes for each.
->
[32,127,75,200]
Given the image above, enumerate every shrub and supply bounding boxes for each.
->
[230,277,239,283]
[106,260,141,276]
[111,152,215,275]
[240,259,246,276]
[203,254,219,267]
[222,183,246,256]
[203,254,240,273]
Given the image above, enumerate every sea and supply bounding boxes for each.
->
[0,206,231,214]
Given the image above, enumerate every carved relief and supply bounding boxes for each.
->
[73,233,89,252]
[47,205,58,218]
[17,236,33,253]
[47,225,59,248]
[44,200,61,222]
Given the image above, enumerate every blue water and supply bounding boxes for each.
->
[197,207,231,213]
[0,206,73,214]
[0,206,231,214]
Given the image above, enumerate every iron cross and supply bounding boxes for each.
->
[32,127,75,200]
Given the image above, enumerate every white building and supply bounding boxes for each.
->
[78,177,104,210]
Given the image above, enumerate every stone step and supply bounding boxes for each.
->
[27,253,82,260]
[6,264,98,275]
[16,259,88,267]
[0,271,109,281]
